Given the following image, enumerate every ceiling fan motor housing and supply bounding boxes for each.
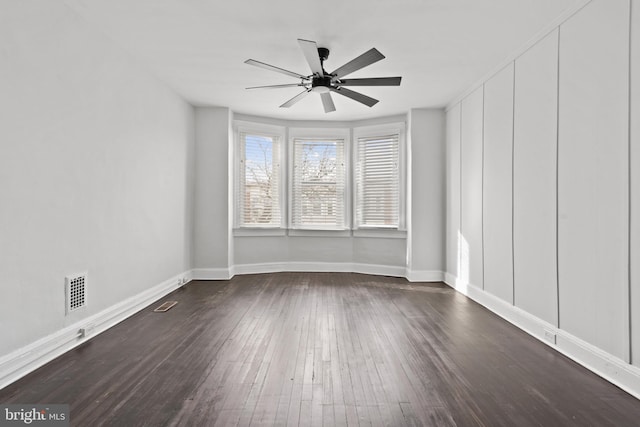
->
[317,47,330,62]
[312,75,333,90]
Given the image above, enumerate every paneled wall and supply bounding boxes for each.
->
[557,0,630,361]
[482,63,514,304]
[460,87,484,289]
[446,0,638,394]
[512,29,559,326]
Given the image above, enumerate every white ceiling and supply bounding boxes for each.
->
[64,0,580,121]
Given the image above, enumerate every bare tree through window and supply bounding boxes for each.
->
[293,139,344,227]
[241,134,279,225]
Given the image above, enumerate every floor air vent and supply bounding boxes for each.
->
[154,301,178,312]
[66,273,87,314]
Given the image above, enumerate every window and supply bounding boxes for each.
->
[355,132,400,228]
[236,129,282,228]
[291,137,346,229]
[233,121,405,235]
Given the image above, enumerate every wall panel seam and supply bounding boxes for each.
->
[511,61,517,306]
[481,84,486,290]
[555,25,562,330]
[628,0,633,365]
[459,105,464,280]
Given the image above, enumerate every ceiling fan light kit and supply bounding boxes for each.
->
[245,38,402,113]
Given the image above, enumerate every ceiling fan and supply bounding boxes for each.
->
[244,39,402,113]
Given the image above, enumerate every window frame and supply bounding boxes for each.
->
[233,121,286,232]
[288,127,351,231]
[352,122,406,232]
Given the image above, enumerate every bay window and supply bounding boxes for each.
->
[234,120,404,234]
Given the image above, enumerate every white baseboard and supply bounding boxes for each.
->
[444,273,640,401]
[231,262,408,278]
[193,263,448,282]
[554,332,640,400]
[192,263,445,282]
[405,269,445,282]
[0,272,188,390]
[191,267,232,280]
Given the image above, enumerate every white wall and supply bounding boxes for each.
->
[446,0,640,396]
[0,1,194,355]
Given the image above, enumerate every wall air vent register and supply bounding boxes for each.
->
[65,273,86,314]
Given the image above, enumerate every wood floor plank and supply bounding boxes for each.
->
[344,404,360,426]
[333,404,348,427]
[1,272,640,426]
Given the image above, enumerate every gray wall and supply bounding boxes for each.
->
[193,107,233,271]
[193,111,446,280]
[445,105,461,280]
[0,1,195,355]
[408,109,446,277]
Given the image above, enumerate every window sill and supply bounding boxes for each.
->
[232,228,407,239]
[233,228,287,237]
[352,228,407,239]
[288,229,352,238]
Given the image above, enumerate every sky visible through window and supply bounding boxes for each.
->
[300,141,337,182]
[244,135,273,184]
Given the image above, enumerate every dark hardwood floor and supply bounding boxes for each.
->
[2,272,640,426]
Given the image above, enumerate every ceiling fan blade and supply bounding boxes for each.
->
[246,83,307,89]
[298,39,324,75]
[337,77,402,86]
[330,48,385,78]
[280,89,312,108]
[245,59,308,79]
[330,87,378,107]
[320,92,336,113]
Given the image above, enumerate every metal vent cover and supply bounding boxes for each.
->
[66,273,86,314]
[154,301,178,312]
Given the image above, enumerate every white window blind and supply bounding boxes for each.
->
[356,133,400,228]
[291,138,346,229]
[237,132,281,227]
